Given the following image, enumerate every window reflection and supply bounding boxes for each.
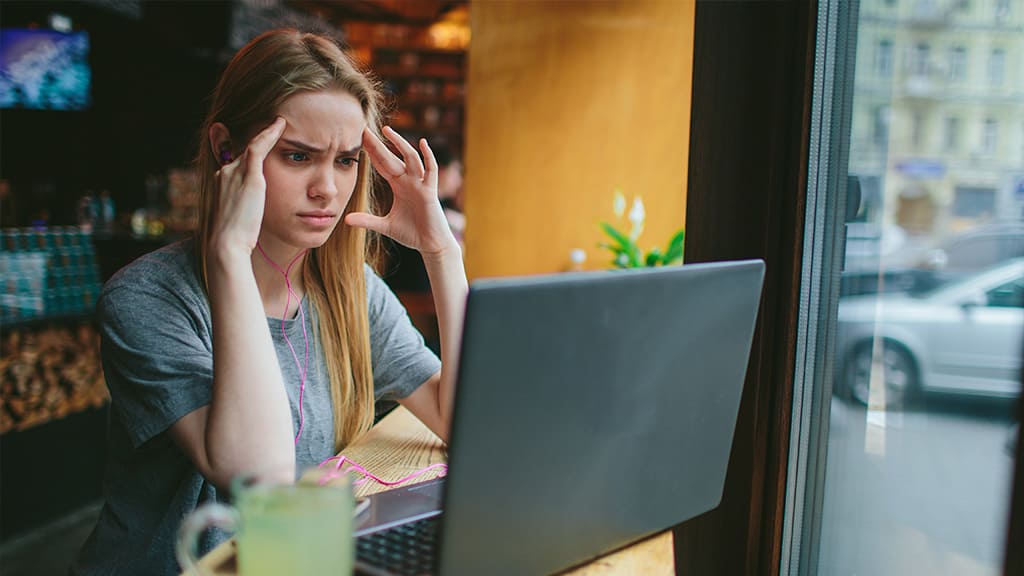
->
[820,0,1023,573]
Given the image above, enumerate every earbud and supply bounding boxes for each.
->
[220,149,233,165]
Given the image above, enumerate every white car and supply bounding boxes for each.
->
[836,258,1024,407]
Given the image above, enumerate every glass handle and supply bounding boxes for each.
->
[175,503,239,576]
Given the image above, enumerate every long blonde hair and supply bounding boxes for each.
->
[194,29,384,450]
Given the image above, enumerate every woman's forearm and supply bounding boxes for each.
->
[421,240,469,430]
[204,248,296,485]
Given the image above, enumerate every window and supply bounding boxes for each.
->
[948,46,967,82]
[875,39,894,77]
[873,106,890,147]
[996,0,1011,20]
[988,48,1005,86]
[988,278,1024,308]
[944,116,960,151]
[911,111,925,150]
[787,3,1021,576]
[982,118,998,154]
[911,42,930,76]
[952,186,997,219]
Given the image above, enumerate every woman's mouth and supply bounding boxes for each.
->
[297,212,336,227]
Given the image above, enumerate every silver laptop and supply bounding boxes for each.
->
[354,259,766,576]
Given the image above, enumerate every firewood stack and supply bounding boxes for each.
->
[1,322,109,434]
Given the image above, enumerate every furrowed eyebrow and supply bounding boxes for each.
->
[280,138,324,153]
[278,139,361,158]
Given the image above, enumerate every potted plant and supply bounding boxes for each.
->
[598,190,685,268]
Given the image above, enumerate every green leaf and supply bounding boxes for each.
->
[599,222,641,266]
[645,248,662,267]
[599,222,633,251]
[661,229,685,265]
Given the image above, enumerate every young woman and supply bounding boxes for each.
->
[71,28,466,575]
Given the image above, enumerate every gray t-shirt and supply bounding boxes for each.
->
[70,238,440,576]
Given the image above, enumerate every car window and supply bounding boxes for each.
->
[986,277,1024,308]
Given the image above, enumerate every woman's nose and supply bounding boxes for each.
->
[308,163,337,199]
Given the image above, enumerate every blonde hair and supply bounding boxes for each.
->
[194,29,384,450]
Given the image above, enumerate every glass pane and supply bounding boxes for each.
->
[813,0,1023,574]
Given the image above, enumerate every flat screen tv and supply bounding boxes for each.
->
[0,28,91,110]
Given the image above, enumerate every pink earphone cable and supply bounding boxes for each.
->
[256,243,309,445]
[317,455,449,487]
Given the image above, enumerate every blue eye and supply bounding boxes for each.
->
[337,157,359,168]
[286,152,309,163]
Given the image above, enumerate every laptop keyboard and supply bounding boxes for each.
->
[356,515,441,576]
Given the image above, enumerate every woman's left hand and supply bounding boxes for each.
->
[345,126,458,258]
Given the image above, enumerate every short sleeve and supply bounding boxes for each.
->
[98,249,214,449]
[366,265,441,401]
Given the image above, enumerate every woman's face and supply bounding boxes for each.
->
[258,89,366,256]
[437,160,463,201]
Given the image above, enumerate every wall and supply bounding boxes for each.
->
[464,0,694,279]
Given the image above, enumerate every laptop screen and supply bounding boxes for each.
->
[437,259,765,575]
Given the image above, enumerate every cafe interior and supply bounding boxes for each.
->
[1,1,1022,575]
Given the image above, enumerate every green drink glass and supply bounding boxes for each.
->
[176,475,355,576]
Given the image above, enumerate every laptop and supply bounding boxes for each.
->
[354,259,766,576]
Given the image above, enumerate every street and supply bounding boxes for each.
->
[818,395,1019,576]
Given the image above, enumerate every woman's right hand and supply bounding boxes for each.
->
[208,117,286,257]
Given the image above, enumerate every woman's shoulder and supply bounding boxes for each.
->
[362,260,401,314]
[102,237,202,298]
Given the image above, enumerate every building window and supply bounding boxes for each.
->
[996,0,1011,20]
[948,46,967,82]
[873,106,890,147]
[911,112,925,150]
[910,43,930,76]
[952,186,996,219]
[988,48,1005,86]
[944,116,960,151]
[875,39,893,77]
[914,0,938,15]
[982,118,998,154]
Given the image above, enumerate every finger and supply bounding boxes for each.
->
[246,117,287,167]
[383,126,425,179]
[362,127,406,180]
[344,211,388,235]
[419,138,438,188]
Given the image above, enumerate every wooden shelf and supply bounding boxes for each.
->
[392,96,464,107]
[373,45,466,56]
[344,19,466,148]
[375,66,463,80]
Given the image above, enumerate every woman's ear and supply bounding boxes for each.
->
[209,122,233,164]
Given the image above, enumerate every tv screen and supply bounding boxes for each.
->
[0,28,91,110]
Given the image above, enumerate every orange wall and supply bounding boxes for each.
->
[464,0,694,279]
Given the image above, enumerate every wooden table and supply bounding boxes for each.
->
[193,407,674,575]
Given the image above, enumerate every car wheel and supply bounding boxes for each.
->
[843,341,918,409]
